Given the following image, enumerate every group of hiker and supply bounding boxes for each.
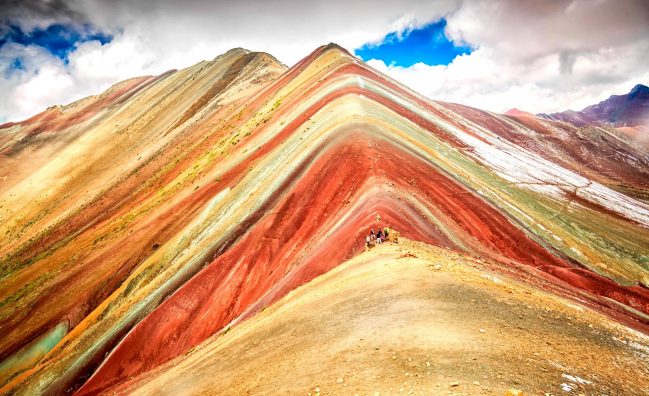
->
[365,227,389,248]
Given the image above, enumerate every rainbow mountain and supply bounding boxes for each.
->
[0,44,648,395]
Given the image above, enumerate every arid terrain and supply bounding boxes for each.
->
[116,238,649,395]
[0,44,648,395]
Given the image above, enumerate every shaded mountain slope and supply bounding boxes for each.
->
[539,84,649,128]
[0,44,647,394]
[448,102,649,201]
[537,84,649,152]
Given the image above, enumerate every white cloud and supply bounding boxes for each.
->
[0,43,71,122]
[13,64,75,113]
[369,38,649,113]
[69,35,156,83]
[1,0,648,121]
[445,0,649,61]
[369,0,649,113]
[1,0,460,122]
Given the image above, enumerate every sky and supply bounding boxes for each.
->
[356,19,472,67]
[0,0,648,123]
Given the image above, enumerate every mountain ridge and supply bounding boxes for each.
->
[538,83,649,127]
[1,44,648,395]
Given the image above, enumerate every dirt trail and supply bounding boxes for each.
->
[114,239,649,395]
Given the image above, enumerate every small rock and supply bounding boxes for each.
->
[336,377,344,384]
[315,387,320,393]
[473,381,481,386]
[479,329,486,333]
[505,389,524,396]
[450,381,460,387]
[434,264,442,270]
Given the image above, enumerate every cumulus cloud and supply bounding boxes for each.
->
[445,0,649,61]
[0,43,70,119]
[0,0,459,122]
[371,38,649,113]
[0,0,85,32]
[372,0,649,113]
[1,0,648,121]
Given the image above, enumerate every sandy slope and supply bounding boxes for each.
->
[117,238,649,396]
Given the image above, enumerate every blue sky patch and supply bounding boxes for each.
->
[355,19,472,67]
[4,57,26,78]
[9,57,25,71]
[0,23,113,64]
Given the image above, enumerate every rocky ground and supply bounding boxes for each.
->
[114,238,649,395]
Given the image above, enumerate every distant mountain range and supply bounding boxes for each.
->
[538,83,649,127]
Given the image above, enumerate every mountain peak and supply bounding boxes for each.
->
[539,83,649,127]
[212,47,250,61]
[504,108,534,117]
[323,42,351,55]
[3,44,649,396]
[630,83,649,97]
[225,47,250,54]
[308,42,354,62]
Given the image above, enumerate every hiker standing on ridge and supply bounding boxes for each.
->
[376,229,383,244]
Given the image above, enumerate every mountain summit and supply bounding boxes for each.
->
[630,83,649,96]
[539,83,649,127]
[1,45,649,395]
